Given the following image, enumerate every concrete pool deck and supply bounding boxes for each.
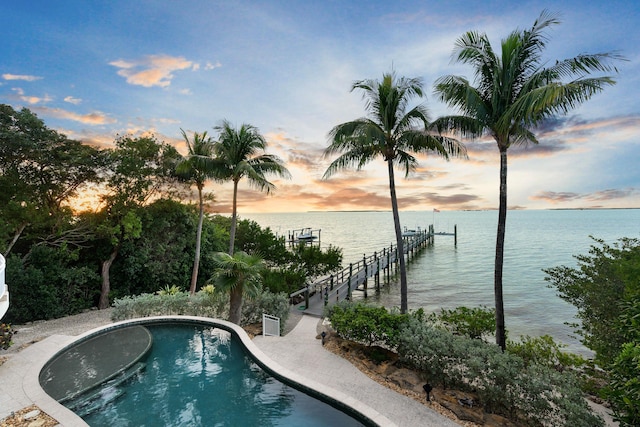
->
[0,310,458,426]
[253,314,460,427]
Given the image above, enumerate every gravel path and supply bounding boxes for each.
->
[5,304,306,355]
[4,309,114,354]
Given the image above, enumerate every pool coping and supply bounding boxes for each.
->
[24,316,395,427]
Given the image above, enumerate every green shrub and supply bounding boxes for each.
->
[325,301,407,348]
[262,268,305,295]
[323,301,602,425]
[397,315,603,426]
[111,287,289,332]
[429,305,496,341]
[241,288,290,329]
[5,247,99,323]
[157,285,184,296]
[507,334,586,370]
[604,342,640,426]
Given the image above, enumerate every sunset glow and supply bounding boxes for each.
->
[2,1,638,213]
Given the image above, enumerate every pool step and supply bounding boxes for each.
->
[65,362,146,417]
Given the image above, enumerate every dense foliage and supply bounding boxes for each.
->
[429,305,496,341]
[0,105,339,327]
[326,301,603,426]
[325,301,407,348]
[604,342,640,426]
[111,287,290,333]
[545,236,640,426]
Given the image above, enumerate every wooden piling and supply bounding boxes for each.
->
[454,225,457,246]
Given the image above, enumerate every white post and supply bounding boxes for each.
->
[0,254,9,321]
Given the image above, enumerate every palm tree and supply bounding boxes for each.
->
[209,251,265,324]
[323,71,466,314]
[176,129,219,295]
[213,120,291,255]
[434,10,621,350]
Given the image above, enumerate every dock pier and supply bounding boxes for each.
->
[290,224,457,316]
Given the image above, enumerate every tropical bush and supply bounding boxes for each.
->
[429,305,495,341]
[325,301,603,426]
[324,301,407,348]
[545,236,640,425]
[5,246,99,323]
[544,236,640,367]
[111,287,289,332]
[507,334,586,370]
[241,288,290,326]
[604,342,640,426]
[398,315,601,426]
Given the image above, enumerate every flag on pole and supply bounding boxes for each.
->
[433,208,440,213]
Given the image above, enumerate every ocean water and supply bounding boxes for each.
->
[244,209,640,354]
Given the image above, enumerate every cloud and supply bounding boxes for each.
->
[586,188,639,201]
[64,96,82,105]
[417,192,483,207]
[2,74,42,81]
[531,188,640,204]
[11,87,52,104]
[32,106,117,125]
[205,61,222,70]
[110,55,194,87]
[312,187,391,211]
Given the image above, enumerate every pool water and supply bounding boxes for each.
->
[80,323,365,426]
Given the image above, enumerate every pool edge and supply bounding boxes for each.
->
[30,316,395,427]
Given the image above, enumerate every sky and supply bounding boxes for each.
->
[1,0,639,214]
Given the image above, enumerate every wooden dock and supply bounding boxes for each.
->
[290,225,456,316]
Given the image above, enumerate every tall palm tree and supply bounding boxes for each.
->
[176,129,219,295]
[209,251,265,324]
[213,120,291,255]
[434,10,620,350]
[324,71,466,314]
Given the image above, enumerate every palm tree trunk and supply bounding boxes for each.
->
[99,248,118,309]
[494,148,508,351]
[189,186,204,295]
[229,180,239,255]
[388,160,408,314]
[229,284,243,324]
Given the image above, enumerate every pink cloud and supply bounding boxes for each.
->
[110,55,194,88]
[32,106,117,125]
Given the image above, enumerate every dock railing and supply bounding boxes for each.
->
[290,226,443,314]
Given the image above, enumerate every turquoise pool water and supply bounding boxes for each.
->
[76,323,365,426]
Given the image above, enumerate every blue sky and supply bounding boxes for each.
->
[1,0,638,213]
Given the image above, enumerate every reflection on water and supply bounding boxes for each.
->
[245,209,640,354]
[83,324,364,427]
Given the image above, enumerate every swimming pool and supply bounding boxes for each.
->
[39,317,376,426]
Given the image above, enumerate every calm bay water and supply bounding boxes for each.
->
[244,209,640,354]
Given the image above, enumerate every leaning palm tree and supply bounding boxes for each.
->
[176,129,220,295]
[209,251,265,324]
[434,10,621,350]
[324,71,466,314]
[213,120,291,256]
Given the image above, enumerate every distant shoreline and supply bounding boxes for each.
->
[244,207,640,214]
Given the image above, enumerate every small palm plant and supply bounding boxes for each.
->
[208,251,265,324]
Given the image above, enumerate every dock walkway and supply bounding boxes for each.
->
[292,228,436,316]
